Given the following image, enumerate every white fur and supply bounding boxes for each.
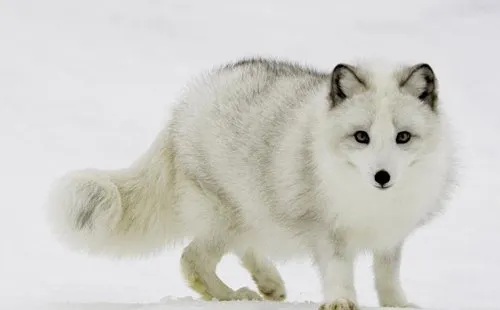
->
[45,58,457,309]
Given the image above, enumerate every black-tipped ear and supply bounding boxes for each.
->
[329,64,367,108]
[399,63,438,110]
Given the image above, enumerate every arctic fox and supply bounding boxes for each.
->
[46,57,457,310]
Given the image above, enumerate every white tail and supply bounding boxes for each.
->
[45,128,183,258]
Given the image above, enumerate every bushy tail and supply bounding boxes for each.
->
[45,128,182,258]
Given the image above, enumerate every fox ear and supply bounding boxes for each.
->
[399,63,438,110]
[329,64,367,108]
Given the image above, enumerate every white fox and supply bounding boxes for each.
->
[46,57,457,310]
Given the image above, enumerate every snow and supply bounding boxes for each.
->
[0,0,499,309]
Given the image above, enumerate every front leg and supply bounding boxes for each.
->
[373,243,418,308]
[314,234,358,310]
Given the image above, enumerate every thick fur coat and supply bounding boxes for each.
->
[46,57,457,310]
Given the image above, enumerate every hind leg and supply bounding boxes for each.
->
[180,238,263,301]
[238,249,286,301]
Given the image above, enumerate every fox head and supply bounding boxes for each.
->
[321,61,446,191]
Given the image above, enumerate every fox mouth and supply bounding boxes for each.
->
[375,184,392,190]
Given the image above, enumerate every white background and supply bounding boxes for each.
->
[1,0,499,309]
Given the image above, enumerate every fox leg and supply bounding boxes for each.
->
[373,244,419,308]
[180,238,262,301]
[238,249,287,301]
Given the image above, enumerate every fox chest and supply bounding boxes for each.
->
[330,190,437,251]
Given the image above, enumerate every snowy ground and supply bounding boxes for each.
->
[1,0,499,309]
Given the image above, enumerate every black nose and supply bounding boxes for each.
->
[374,170,391,187]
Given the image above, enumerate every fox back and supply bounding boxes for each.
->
[168,58,456,255]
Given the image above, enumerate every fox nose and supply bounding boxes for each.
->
[374,170,391,187]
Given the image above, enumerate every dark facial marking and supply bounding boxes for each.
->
[329,64,367,108]
[400,63,438,110]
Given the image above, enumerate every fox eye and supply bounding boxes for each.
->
[354,131,370,144]
[396,131,412,144]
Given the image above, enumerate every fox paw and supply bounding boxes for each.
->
[252,274,286,301]
[382,302,420,308]
[319,298,358,310]
[231,287,263,301]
